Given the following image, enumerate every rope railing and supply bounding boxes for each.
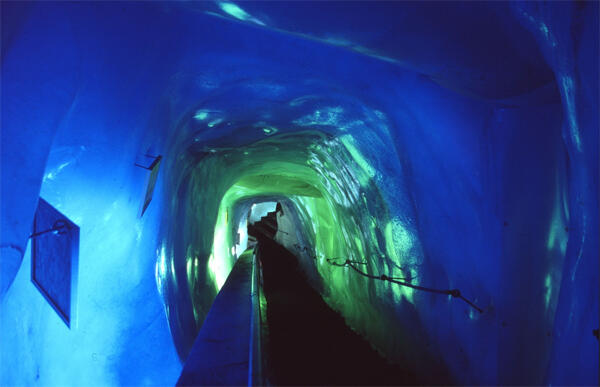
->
[326,257,483,313]
[289,242,483,313]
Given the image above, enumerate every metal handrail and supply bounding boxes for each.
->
[248,247,264,386]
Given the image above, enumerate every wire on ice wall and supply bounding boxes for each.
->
[292,244,483,313]
[326,258,484,313]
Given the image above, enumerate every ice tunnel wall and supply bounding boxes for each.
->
[1,1,598,386]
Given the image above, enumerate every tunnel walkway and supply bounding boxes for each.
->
[256,236,416,385]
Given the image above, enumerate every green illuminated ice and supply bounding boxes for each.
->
[158,128,426,360]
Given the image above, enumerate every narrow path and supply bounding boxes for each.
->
[257,237,416,386]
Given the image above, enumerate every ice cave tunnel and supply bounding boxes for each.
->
[1,1,598,386]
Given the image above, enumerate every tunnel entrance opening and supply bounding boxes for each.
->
[248,202,281,241]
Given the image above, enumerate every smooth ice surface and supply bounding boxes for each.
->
[1,1,598,386]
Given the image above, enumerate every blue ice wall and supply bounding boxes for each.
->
[1,1,597,386]
[510,2,599,383]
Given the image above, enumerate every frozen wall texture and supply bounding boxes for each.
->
[1,1,598,386]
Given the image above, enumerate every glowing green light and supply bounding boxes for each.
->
[208,201,235,292]
[560,76,582,152]
[207,118,223,128]
[546,178,568,254]
[181,131,396,337]
[340,135,376,181]
[393,219,414,252]
[236,174,322,197]
[385,223,399,263]
[262,127,278,136]
[220,2,248,19]
[384,221,418,303]
[194,110,209,121]
[544,274,552,310]
[186,255,193,294]
[354,235,365,258]
[170,259,176,282]
[219,2,265,25]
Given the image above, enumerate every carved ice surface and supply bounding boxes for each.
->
[1,1,597,386]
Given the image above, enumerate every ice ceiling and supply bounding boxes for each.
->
[1,1,598,386]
